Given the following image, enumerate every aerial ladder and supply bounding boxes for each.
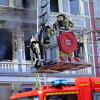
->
[30,13,92,73]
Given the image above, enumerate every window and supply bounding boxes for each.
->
[93,93,100,100]
[0,29,12,61]
[18,96,39,100]
[94,0,100,18]
[62,0,69,13]
[69,0,80,15]
[14,0,22,8]
[24,33,31,60]
[50,0,59,12]
[46,94,78,100]
[84,1,89,15]
[22,0,29,8]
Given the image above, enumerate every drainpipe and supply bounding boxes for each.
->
[89,0,99,76]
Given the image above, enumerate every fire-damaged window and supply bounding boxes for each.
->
[50,0,59,12]
[22,0,29,8]
[24,34,31,60]
[25,41,31,60]
[0,29,12,61]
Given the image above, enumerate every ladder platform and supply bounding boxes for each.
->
[33,62,92,73]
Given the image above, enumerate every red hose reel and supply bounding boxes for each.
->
[58,32,78,54]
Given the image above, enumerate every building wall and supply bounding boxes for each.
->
[0,0,96,99]
[89,0,100,76]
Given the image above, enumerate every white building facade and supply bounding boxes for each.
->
[0,0,95,99]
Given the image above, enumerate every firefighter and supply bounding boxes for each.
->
[30,35,41,70]
[53,14,74,31]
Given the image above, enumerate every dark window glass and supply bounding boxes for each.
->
[22,0,29,8]
[18,96,39,100]
[69,0,79,15]
[46,94,78,100]
[25,39,31,60]
[0,29,12,61]
[50,0,59,12]
[24,33,31,60]
[24,25,37,61]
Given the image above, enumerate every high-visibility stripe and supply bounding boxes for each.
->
[44,96,46,100]
[80,83,89,86]
[95,82,100,85]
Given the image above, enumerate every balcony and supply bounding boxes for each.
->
[0,61,31,76]
[48,13,91,31]
[0,60,95,78]
[0,5,36,24]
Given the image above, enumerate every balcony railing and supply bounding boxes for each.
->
[48,13,91,31]
[0,61,31,73]
[0,61,94,77]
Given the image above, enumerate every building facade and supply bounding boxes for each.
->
[0,0,96,99]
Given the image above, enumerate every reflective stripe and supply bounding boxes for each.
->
[95,82,100,85]
[80,83,89,86]
[44,96,46,100]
